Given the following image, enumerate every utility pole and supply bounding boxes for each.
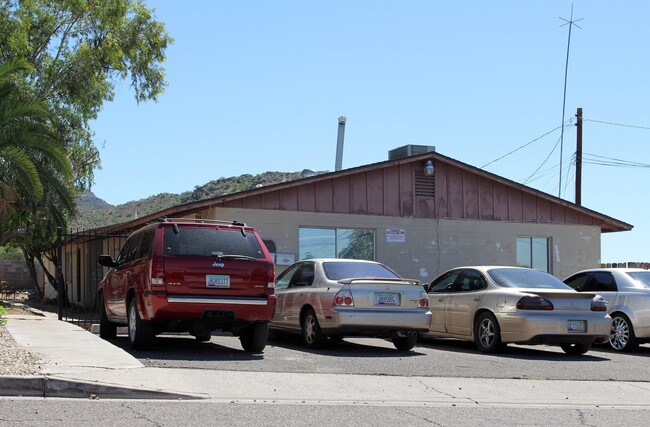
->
[575,107,582,205]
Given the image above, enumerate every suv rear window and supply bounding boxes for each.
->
[163,226,265,258]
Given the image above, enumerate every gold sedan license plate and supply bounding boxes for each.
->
[375,293,399,306]
[567,320,586,333]
[206,275,230,288]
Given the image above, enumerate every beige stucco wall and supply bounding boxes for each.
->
[434,219,601,280]
[203,207,601,282]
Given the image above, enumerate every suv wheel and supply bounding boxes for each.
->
[194,333,212,342]
[610,314,639,352]
[128,298,154,350]
[98,293,117,340]
[301,310,326,349]
[240,322,269,352]
[393,334,418,351]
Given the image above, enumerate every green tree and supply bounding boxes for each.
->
[0,0,173,189]
[0,0,172,296]
[0,59,71,239]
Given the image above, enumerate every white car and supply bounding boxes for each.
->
[564,268,650,351]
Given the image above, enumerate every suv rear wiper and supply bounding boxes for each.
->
[211,253,257,261]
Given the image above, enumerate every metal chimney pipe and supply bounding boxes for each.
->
[335,115,346,171]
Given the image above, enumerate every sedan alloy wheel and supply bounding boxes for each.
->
[610,314,639,352]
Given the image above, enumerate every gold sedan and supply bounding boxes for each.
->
[271,259,431,351]
[422,266,611,355]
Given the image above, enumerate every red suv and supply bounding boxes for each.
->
[97,218,276,352]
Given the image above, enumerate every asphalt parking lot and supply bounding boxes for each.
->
[107,332,650,382]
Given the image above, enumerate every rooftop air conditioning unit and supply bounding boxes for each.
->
[388,145,436,160]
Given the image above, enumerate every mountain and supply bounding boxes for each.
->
[70,171,322,230]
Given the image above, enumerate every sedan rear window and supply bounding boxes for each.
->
[488,268,571,290]
[626,272,650,288]
[322,262,400,281]
[163,226,264,258]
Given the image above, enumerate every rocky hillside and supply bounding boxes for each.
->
[70,171,321,230]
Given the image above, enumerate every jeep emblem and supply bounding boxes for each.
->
[212,262,225,268]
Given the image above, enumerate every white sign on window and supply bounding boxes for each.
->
[275,253,295,265]
[386,228,405,243]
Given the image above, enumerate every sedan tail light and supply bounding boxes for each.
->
[419,291,429,308]
[591,295,608,311]
[333,290,354,307]
[516,296,554,310]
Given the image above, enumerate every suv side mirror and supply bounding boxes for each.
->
[98,255,118,268]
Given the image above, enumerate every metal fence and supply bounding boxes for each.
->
[600,262,650,269]
[55,227,128,330]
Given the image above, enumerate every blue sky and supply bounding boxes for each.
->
[89,1,650,263]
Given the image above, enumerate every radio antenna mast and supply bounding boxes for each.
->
[558,5,582,198]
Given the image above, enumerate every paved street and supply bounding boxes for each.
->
[0,399,648,427]
[106,332,650,382]
[2,315,649,426]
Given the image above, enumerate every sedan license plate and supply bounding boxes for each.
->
[374,293,400,306]
[206,275,230,288]
[567,320,586,333]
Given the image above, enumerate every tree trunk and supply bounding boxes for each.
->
[22,251,43,299]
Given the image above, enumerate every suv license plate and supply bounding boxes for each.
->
[567,320,586,333]
[206,275,230,288]
[375,293,399,306]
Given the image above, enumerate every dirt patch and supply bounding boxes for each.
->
[3,306,31,315]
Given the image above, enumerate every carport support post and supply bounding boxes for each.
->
[56,227,63,320]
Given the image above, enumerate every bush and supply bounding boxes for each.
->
[0,306,6,325]
[0,247,22,261]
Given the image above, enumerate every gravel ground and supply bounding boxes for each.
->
[0,307,44,376]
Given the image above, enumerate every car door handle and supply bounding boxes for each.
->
[437,298,444,302]
[473,297,481,301]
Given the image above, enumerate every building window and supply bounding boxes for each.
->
[299,227,374,261]
[516,237,550,272]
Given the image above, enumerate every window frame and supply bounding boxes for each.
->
[299,227,375,261]
[516,236,551,273]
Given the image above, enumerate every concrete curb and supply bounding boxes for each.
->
[0,375,204,400]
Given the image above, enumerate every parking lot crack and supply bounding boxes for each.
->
[122,402,163,426]
[413,378,478,405]
[397,407,444,425]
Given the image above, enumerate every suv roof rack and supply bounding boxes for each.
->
[154,217,247,227]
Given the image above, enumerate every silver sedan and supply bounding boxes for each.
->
[564,268,650,351]
[270,259,431,351]
[422,266,611,355]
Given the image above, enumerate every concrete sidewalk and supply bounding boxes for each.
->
[2,309,650,406]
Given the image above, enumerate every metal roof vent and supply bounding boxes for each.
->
[388,145,436,160]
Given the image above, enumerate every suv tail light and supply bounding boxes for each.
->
[266,264,275,293]
[516,296,554,310]
[591,295,608,311]
[150,258,165,287]
[333,290,354,307]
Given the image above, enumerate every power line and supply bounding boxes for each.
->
[584,118,650,130]
[522,134,563,185]
[557,5,583,198]
[480,125,565,169]
[582,152,650,168]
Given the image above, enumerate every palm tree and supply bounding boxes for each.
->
[0,59,72,229]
